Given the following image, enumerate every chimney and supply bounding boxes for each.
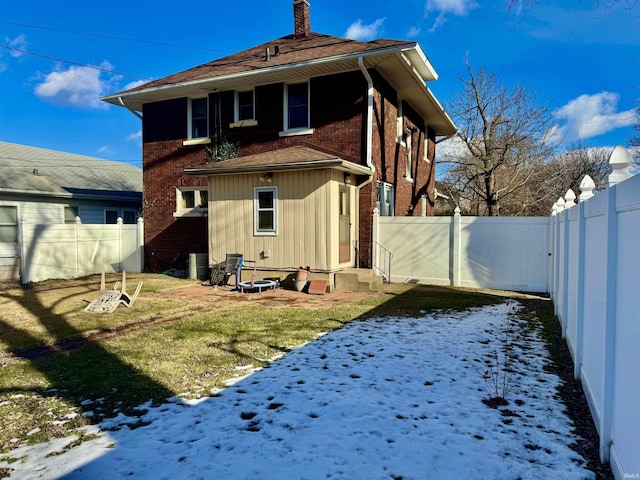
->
[293,0,311,39]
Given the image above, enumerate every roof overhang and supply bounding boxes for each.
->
[185,158,373,177]
[103,43,456,136]
[184,145,374,182]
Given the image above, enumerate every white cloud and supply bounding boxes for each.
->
[5,34,28,58]
[124,79,147,91]
[97,145,111,155]
[553,92,637,141]
[1,34,28,73]
[407,26,422,38]
[34,61,118,109]
[344,18,385,41]
[127,130,142,141]
[425,0,478,31]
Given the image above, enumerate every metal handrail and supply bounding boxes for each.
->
[352,240,393,282]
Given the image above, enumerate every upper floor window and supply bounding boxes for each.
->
[285,82,309,131]
[0,205,18,243]
[254,186,278,236]
[405,128,413,181]
[175,187,208,217]
[235,90,255,122]
[189,97,208,139]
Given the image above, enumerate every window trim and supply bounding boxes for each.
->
[0,205,18,243]
[234,89,255,123]
[254,186,278,236]
[282,81,311,133]
[174,187,209,217]
[188,97,209,140]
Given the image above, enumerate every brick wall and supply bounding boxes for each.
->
[142,139,208,272]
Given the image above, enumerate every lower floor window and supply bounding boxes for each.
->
[377,182,394,216]
[254,186,278,235]
[175,187,208,216]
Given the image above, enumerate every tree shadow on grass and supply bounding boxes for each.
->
[0,284,174,453]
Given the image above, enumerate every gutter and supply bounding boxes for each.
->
[184,159,373,177]
[118,96,143,120]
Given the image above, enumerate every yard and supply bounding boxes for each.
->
[0,275,611,479]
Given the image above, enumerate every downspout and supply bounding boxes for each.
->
[357,57,376,269]
[118,96,143,120]
[358,57,375,175]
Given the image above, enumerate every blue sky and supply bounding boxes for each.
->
[1,0,638,170]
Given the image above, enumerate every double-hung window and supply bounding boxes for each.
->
[189,98,208,139]
[235,90,255,122]
[254,186,278,236]
[285,82,309,130]
[0,206,18,243]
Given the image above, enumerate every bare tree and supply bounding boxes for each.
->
[442,60,554,216]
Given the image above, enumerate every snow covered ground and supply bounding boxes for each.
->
[2,302,594,479]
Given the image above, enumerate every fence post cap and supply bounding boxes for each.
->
[74,216,82,224]
[556,197,566,211]
[117,217,123,225]
[454,206,461,215]
[579,175,596,202]
[564,189,577,207]
[607,145,633,187]
[373,207,380,215]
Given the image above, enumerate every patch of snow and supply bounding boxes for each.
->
[0,303,594,479]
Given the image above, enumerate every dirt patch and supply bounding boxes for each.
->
[158,284,377,310]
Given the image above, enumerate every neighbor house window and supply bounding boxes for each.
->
[376,182,394,216]
[285,82,309,130]
[405,128,413,181]
[189,97,208,139]
[0,206,18,243]
[175,187,208,217]
[64,206,79,224]
[105,208,137,224]
[254,186,278,236]
[235,90,255,122]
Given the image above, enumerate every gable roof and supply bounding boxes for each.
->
[103,32,456,136]
[0,142,142,201]
[184,145,373,177]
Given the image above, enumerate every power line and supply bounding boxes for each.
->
[0,20,229,53]
[0,45,151,80]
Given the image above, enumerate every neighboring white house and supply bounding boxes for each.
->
[0,142,142,281]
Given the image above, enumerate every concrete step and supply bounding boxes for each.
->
[334,268,384,292]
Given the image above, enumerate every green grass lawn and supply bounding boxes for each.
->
[0,275,504,457]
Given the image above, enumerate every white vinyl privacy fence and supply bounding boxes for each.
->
[550,152,639,480]
[373,210,550,293]
[19,217,144,283]
[372,145,637,480]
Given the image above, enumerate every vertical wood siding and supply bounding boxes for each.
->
[208,169,350,272]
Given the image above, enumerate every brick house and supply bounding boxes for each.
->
[102,0,455,284]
